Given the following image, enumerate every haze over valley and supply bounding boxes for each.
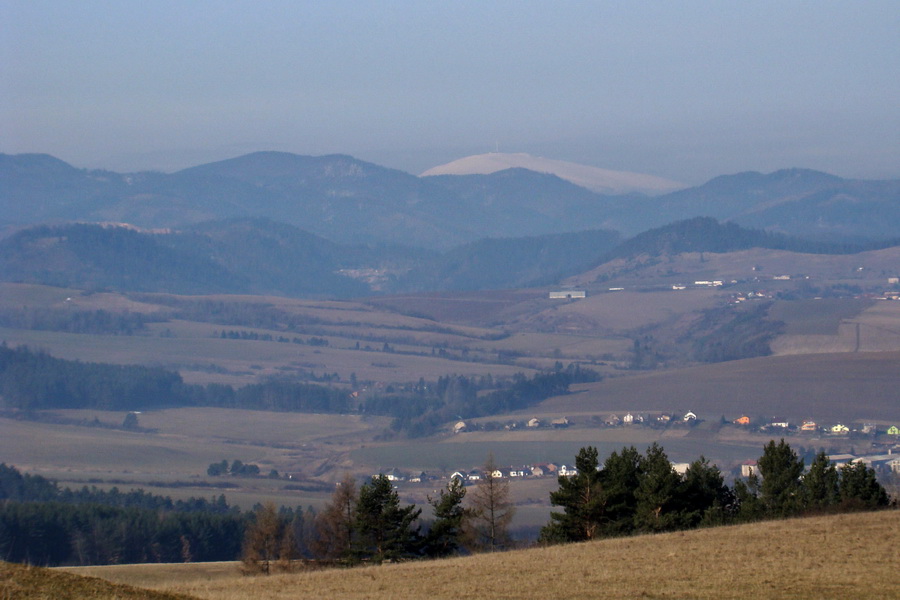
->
[2,4,899,597]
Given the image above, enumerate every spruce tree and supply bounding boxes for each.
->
[634,443,681,532]
[424,477,468,557]
[757,439,804,517]
[354,474,421,563]
[540,446,605,543]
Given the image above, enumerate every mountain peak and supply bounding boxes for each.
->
[420,152,685,196]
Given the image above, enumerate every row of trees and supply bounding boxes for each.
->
[242,456,516,571]
[0,345,593,433]
[539,440,891,544]
[0,464,243,566]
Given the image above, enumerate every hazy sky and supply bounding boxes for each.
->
[3,2,898,183]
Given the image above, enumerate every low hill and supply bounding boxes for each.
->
[0,221,373,297]
[54,510,899,600]
[398,229,622,291]
[598,216,894,262]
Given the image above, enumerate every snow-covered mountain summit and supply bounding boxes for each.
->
[420,152,685,196]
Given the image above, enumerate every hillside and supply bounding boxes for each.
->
[0,561,195,600]
[532,351,900,423]
[640,168,900,240]
[53,510,900,600]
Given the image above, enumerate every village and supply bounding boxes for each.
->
[371,411,900,489]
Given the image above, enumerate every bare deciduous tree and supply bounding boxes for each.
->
[466,454,515,552]
[312,473,357,560]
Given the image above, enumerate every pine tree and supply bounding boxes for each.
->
[838,461,890,509]
[540,446,604,543]
[424,477,468,557]
[801,451,840,512]
[676,456,734,527]
[598,446,643,536]
[634,443,682,532]
[757,439,804,517]
[354,474,421,563]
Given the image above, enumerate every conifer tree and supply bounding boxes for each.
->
[757,439,804,517]
[838,461,890,509]
[424,477,468,557]
[354,474,421,563]
[801,451,840,511]
[634,443,682,532]
[540,446,604,543]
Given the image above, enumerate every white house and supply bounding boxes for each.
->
[741,460,759,478]
[683,411,698,421]
[549,290,586,299]
[558,465,578,477]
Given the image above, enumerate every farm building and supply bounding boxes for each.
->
[549,290,586,299]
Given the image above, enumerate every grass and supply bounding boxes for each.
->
[0,561,197,600]
[51,510,900,600]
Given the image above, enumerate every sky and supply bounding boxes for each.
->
[2,2,899,183]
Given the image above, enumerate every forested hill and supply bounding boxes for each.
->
[599,217,900,263]
[397,229,622,291]
[0,221,622,297]
[3,219,896,298]
[0,221,378,298]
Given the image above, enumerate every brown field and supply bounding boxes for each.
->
[534,351,900,424]
[772,300,900,355]
[51,510,900,600]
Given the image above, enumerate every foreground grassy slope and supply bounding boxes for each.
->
[0,561,196,600]
[58,510,898,600]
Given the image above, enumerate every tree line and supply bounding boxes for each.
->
[1,439,892,568]
[0,307,160,335]
[539,440,891,544]
[241,454,515,573]
[0,344,595,435]
[0,464,243,566]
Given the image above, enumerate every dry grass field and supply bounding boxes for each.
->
[0,562,196,600]
[52,510,900,600]
[536,351,900,424]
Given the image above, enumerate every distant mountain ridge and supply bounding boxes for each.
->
[2,151,899,247]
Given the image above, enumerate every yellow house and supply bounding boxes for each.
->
[734,415,751,426]
[888,425,900,436]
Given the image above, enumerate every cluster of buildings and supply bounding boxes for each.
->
[732,417,900,437]
[742,452,900,478]
[379,462,580,485]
